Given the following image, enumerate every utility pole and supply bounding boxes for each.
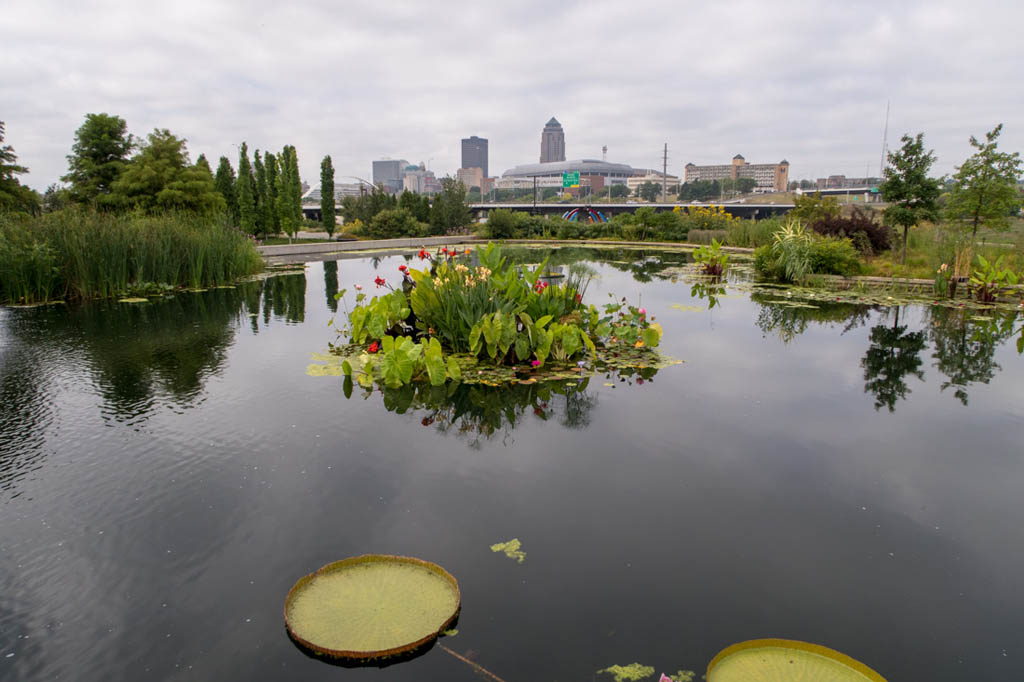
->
[533,176,537,215]
[662,143,669,203]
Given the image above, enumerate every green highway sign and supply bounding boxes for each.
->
[562,171,580,188]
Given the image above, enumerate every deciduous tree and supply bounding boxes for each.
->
[880,133,941,264]
[62,113,134,205]
[945,124,1023,238]
[109,129,224,212]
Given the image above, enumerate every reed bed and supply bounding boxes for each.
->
[0,209,263,304]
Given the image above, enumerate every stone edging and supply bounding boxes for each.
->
[257,235,479,257]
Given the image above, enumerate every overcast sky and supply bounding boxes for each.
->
[4,0,1023,191]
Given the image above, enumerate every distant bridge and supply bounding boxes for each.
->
[468,202,794,221]
[801,187,880,199]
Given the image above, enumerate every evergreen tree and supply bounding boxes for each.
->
[264,151,280,234]
[62,113,134,205]
[236,142,256,233]
[288,145,302,228]
[253,150,268,237]
[195,154,212,176]
[0,121,41,213]
[214,156,238,224]
[320,154,336,236]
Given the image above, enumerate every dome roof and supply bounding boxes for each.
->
[502,159,638,177]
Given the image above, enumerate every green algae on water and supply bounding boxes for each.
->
[598,662,656,682]
[284,555,460,660]
[490,538,526,563]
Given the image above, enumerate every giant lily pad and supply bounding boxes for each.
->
[283,555,461,661]
[707,639,886,682]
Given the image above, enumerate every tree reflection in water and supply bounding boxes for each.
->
[861,307,927,412]
[929,307,1015,405]
[341,366,658,449]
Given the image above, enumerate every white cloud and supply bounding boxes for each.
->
[3,0,1023,191]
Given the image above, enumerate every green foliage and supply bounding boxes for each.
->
[725,216,781,247]
[108,129,225,214]
[610,183,631,198]
[276,145,301,238]
[263,151,280,234]
[0,209,262,303]
[333,244,663,388]
[341,185,396,225]
[945,123,1023,237]
[236,142,256,234]
[366,208,424,239]
[62,113,134,205]
[693,238,729,275]
[880,133,942,263]
[637,181,660,202]
[0,121,40,214]
[969,253,1020,302]
[320,155,335,236]
[809,206,891,255]
[807,236,862,276]
[791,192,840,224]
[429,177,471,233]
[214,156,238,224]
[862,314,926,412]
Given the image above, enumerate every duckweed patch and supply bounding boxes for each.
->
[490,539,525,563]
[598,662,656,682]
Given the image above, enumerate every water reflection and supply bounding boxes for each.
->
[501,245,693,282]
[323,261,339,313]
[341,366,658,448]
[752,293,873,343]
[929,307,1014,405]
[262,273,306,324]
[861,307,927,412]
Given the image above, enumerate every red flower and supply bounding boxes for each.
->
[398,264,408,272]
[575,293,582,304]
[367,341,379,353]
[534,280,549,292]
[418,249,430,260]
[374,275,386,288]
[441,247,449,255]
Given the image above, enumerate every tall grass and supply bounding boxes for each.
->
[0,209,263,304]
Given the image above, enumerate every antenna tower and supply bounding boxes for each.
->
[879,100,890,177]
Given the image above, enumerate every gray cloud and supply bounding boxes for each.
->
[3,0,1022,191]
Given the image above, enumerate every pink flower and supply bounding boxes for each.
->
[531,359,541,367]
[355,284,362,290]
[638,308,646,315]
[659,675,674,682]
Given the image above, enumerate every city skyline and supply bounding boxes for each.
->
[3,1,1022,192]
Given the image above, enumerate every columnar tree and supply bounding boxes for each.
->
[945,124,1023,238]
[253,150,268,237]
[62,113,134,206]
[236,142,256,233]
[320,154,335,236]
[880,133,941,264]
[276,145,302,239]
[214,156,238,223]
[264,151,280,234]
[0,121,41,213]
[195,154,212,176]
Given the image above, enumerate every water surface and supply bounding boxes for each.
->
[2,247,1022,681]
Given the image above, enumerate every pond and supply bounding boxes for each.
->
[1,246,1022,681]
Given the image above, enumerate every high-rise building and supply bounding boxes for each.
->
[372,158,409,193]
[460,136,488,178]
[540,117,566,163]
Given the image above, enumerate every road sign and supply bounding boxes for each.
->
[562,171,580,188]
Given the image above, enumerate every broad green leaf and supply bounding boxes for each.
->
[341,359,352,376]
[446,356,462,381]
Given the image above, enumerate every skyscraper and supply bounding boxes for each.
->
[460,136,488,178]
[540,117,565,163]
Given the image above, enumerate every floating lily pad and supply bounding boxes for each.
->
[117,297,150,303]
[707,639,886,682]
[283,555,461,661]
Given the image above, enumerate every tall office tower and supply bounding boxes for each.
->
[460,136,488,178]
[372,159,409,194]
[540,117,566,163]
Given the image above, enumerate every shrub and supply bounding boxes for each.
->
[808,236,862,276]
[810,207,891,254]
[366,208,424,239]
[480,208,519,239]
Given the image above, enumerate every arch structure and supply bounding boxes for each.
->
[562,207,608,223]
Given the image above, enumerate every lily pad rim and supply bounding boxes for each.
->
[283,553,462,661]
[707,638,886,682]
